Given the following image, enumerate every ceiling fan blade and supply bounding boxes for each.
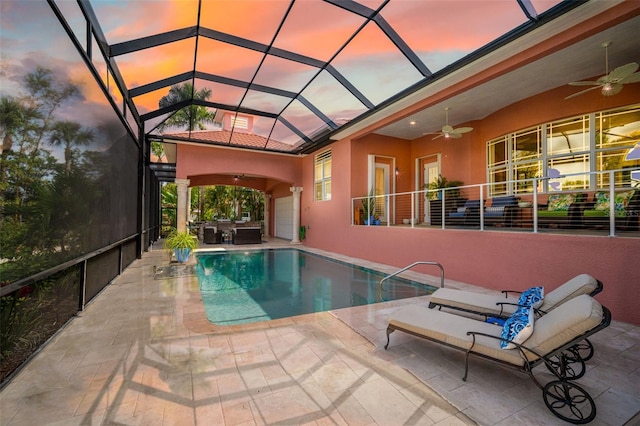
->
[602,83,623,96]
[448,132,463,139]
[620,71,640,84]
[431,133,445,140]
[608,62,639,81]
[453,127,473,134]
[565,85,601,99]
[596,74,613,84]
[568,80,600,86]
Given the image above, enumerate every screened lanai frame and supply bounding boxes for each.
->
[0,0,632,389]
[51,0,577,155]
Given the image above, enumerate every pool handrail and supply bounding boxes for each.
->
[379,261,444,293]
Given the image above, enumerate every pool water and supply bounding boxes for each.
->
[195,249,434,325]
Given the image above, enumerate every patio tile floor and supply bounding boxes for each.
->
[1,238,638,425]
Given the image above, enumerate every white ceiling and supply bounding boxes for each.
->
[336,5,640,142]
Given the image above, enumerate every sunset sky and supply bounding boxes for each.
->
[1,0,562,148]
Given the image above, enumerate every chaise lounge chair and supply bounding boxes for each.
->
[428,274,603,361]
[385,294,611,424]
[428,273,602,319]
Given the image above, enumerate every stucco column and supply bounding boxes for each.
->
[263,192,271,237]
[187,187,192,222]
[175,178,190,233]
[290,186,303,244]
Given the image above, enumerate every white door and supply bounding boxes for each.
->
[274,196,293,240]
[424,162,439,223]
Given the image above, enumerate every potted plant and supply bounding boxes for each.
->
[164,229,198,263]
[361,189,377,225]
[425,175,464,200]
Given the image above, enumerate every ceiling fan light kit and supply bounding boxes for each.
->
[565,41,640,99]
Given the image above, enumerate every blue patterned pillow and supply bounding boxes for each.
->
[518,286,544,309]
[500,306,534,349]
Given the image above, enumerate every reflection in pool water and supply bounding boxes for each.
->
[195,249,434,325]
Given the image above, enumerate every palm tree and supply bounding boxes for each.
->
[150,141,166,162]
[158,83,215,131]
[161,183,177,235]
[49,121,94,171]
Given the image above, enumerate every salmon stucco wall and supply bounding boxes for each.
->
[300,141,352,248]
[300,93,640,324]
[303,150,639,325]
[308,216,639,324]
[482,82,640,142]
[176,144,303,187]
[411,120,483,187]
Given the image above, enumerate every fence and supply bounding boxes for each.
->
[352,169,639,237]
[0,235,141,386]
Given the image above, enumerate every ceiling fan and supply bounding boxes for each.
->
[565,42,640,100]
[424,107,473,140]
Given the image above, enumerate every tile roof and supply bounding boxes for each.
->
[164,130,301,153]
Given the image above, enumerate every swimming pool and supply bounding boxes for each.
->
[195,249,435,325]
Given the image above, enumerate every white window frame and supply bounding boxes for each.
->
[486,104,640,195]
[314,150,331,201]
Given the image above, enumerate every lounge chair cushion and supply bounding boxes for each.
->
[500,306,534,349]
[523,294,603,359]
[583,209,627,218]
[540,274,598,312]
[518,286,544,309]
[387,304,517,363]
[428,273,598,318]
[538,209,572,217]
[449,200,481,219]
[429,288,520,317]
[388,294,603,366]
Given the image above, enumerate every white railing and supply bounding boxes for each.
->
[351,169,639,237]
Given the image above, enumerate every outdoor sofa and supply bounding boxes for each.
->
[203,226,223,244]
[429,197,467,226]
[581,188,640,230]
[231,226,262,244]
[447,199,482,226]
[483,195,519,226]
[537,192,588,228]
[446,196,519,227]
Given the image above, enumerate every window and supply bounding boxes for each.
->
[513,128,542,194]
[314,150,331,201]
[486,104,639,194]
[595,107,640,187]
[546,115,590,191]
[487,136,509,196]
